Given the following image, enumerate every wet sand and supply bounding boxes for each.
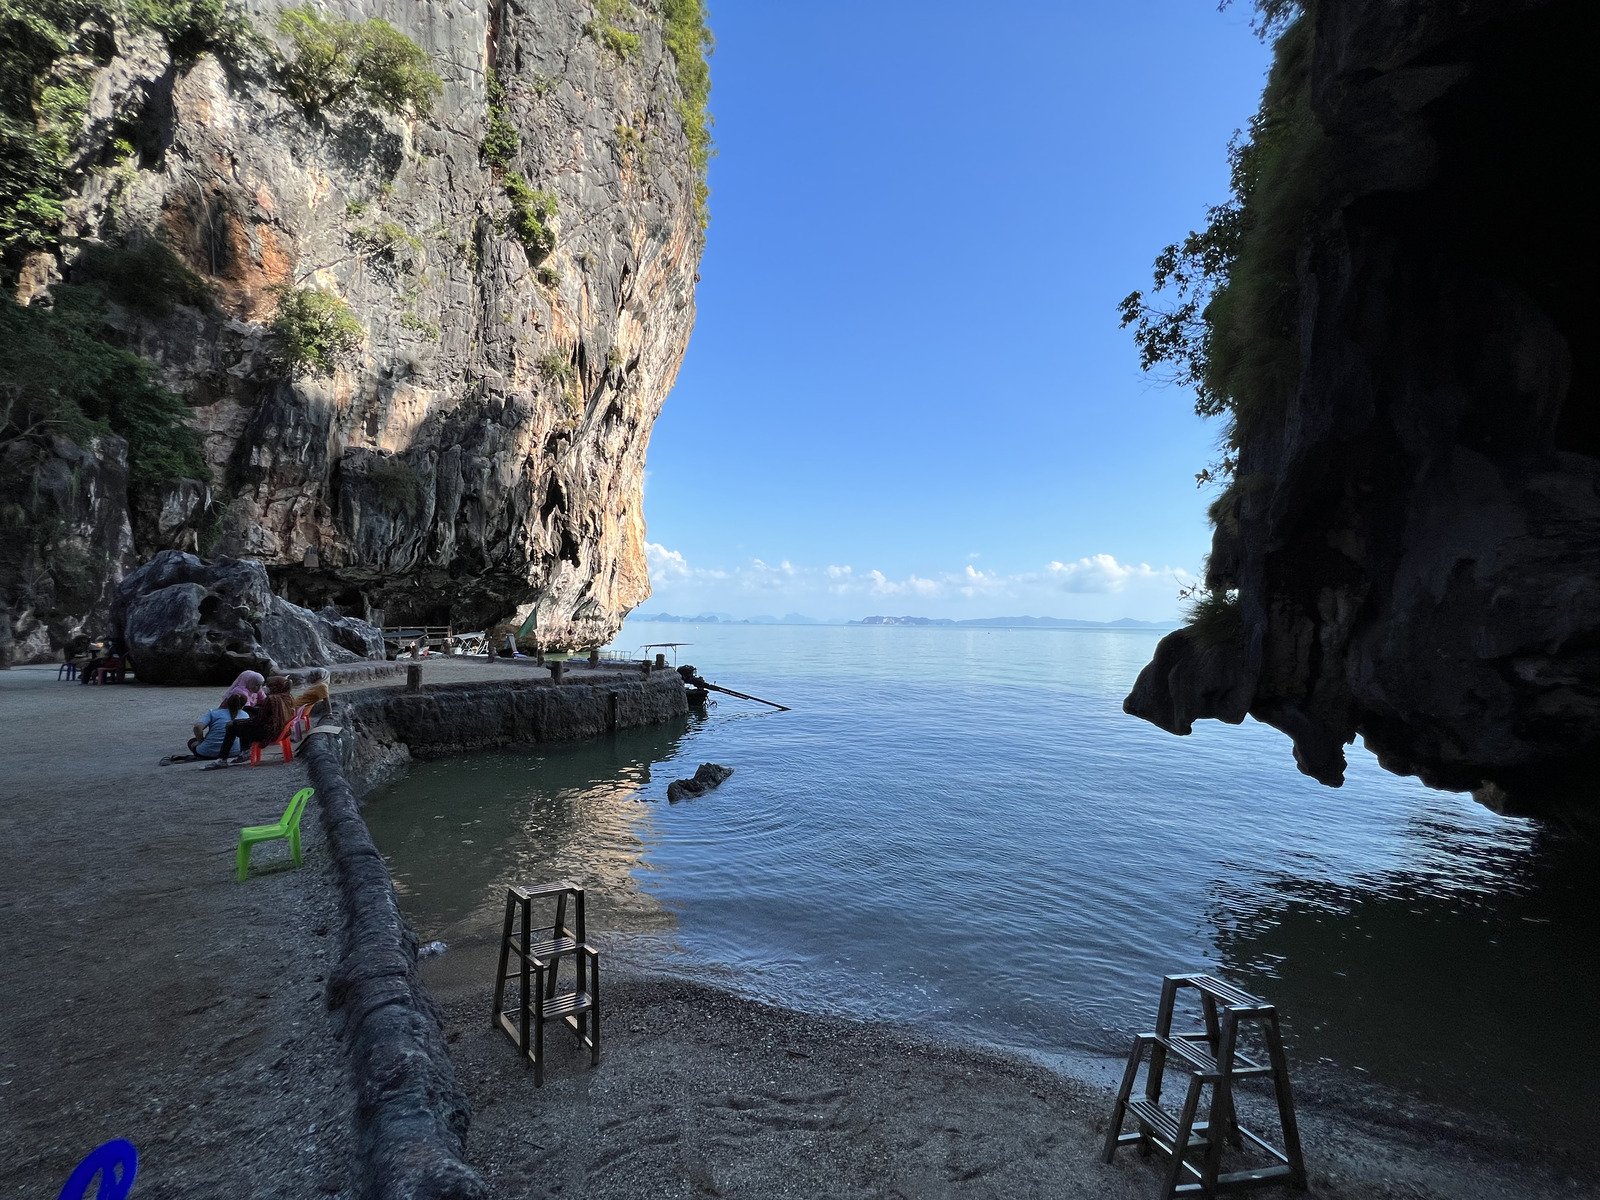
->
[418,944,1594,1199]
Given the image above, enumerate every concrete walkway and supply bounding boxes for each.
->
[0,666,352,1198]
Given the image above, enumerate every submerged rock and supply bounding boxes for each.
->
[667,763,734,804]
[112,551,386,684]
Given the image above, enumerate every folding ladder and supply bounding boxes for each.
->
[492,881,600,1085]
[1103,973,1306,1197]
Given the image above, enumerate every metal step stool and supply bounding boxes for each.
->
[492,881,600,1086]
[1103,973,1307,1198]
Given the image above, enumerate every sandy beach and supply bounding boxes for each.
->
[418,931,1595,1199]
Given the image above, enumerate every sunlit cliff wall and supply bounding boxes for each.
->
[1,0,706,661]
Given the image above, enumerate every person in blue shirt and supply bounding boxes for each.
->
[191,694,246,760]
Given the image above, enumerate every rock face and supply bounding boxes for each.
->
[1126,0,1597,821]
[113,550,386,683]
[0,435,136,668]
[6,0,704,659]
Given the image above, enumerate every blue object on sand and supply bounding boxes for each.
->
[58,1139,138,1200]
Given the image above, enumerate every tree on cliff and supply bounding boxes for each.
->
[1117,0,1321,487]
[275,6,441,120]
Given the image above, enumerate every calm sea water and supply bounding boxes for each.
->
[366,621,1599,1148]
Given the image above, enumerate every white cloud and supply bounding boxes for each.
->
[956,564,1008,595]
[864,570,939,596]
[639,545,1194,621]
[1046,553,1176,594]
[644,542,690,579]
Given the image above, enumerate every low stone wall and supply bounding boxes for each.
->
[304,670,687,1198]
[335,669,689,796]
[284,661,408,688]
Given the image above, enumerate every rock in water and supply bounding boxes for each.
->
[112,551,386,684]
[667,764,734,804]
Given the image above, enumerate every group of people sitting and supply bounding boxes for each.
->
[71,636,129,683]
[163,669,332,767]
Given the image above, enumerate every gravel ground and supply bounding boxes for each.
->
[0,665,353,1198]
[421,958,1595,1199]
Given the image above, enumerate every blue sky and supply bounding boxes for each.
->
[638,2,1273,621]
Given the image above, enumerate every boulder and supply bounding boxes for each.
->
[667,763,734,804]
[316,605,387,660]
[112,550,386,684]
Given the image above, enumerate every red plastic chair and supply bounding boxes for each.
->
[249,706,310,765]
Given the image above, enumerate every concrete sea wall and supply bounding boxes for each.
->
[304,668,686,1199]
[336,668,690,796]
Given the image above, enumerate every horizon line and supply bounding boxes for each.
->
[627,611,1180,628]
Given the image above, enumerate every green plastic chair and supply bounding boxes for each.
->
[236,787,314,882]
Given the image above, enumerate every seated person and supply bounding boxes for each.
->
[207,676,296,767]
[294,669,332,719]
[164,694,245,763]
[220,670,267,708]
[78,639,110,684]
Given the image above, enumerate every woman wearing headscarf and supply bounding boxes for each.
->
[206,675,296,767]
[220,670,267,708]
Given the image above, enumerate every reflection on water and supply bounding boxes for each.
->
[365,622,1599,1156]
[369,715,697,954]
[1212,815,1600,1144]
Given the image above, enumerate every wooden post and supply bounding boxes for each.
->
[406,664,421,692]
[654,652,667,668]
[589,647,600,666]
[548,660,564,683]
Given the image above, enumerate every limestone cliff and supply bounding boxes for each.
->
[1125,0,1596,822]
[1,0,707,662]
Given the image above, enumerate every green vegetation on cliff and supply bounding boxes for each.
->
[74,239,213,318]
[269,285,364,376]
[481,67,520,170]
[0,290,208,498]
[1119,2,1325,486]
[0,0,258,284]
[579,0,712,225]
[661,0,713,225]
[503,174,558,262]
[276,6,441,120]
[585,0,641,60]
[481,68,559,264]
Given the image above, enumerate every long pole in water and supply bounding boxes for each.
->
[697,679,791,712]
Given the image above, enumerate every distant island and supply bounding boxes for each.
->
[629,612,1175,628]
[851,616,1174,628]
